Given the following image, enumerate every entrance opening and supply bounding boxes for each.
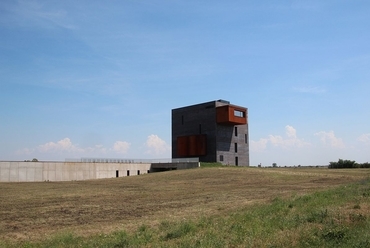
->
[127,170,130,176]
[235,156,239,166]
[116,170,119,178]
[137,170,140,175]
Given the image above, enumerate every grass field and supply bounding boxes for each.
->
[0,166,369,247]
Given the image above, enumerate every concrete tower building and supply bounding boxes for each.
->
[172,100,249,166]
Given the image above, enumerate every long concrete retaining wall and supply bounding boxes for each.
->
[0,161,151,182]
[0,161,200,182]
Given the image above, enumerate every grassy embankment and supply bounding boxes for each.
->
[1,165,369,247]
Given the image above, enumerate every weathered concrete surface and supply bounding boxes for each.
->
[0,161,200,182]
[0,161,151,182]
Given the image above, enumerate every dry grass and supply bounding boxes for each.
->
[0,167,368,242]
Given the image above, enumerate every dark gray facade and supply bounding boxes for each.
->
[172,100,249,166]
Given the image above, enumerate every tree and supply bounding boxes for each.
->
[329,159,356,168]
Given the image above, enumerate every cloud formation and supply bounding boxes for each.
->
[357,133,370,144]
[250,138,269,152]
[112,141,130,154]
[251,125,310,152]
[145,134,171,155]
[37,138,83,153]
[315,131,345,149]
[17,135,172,160]
[18,138,131,158]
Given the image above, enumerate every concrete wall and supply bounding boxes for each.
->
[150,162,200,171]
[0,161,151,182]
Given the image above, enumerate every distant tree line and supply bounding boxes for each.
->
[24,158,39,162]
[329,159,370,169]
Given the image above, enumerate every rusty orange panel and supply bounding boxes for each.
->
[176,135,207,157]
[216,105,247,125]
[196,134,207,155]
[177,136,189,156]
[188,135,197,156]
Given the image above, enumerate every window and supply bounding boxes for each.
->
[234,110,245,117]
[245,133,248,144]
[220,155,224,161]
[235,157,239,166]
[235,127,238,136]
[234,143,238,153]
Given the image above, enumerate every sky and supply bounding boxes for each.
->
[1,0,369,166]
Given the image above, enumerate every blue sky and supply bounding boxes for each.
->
[1,0,369,165]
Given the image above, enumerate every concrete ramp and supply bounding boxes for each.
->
[150,162,199,172]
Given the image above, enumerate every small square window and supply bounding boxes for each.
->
[234,110,245,117]
[220,155,224,161]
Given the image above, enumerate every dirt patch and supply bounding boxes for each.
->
[0,167,368,242]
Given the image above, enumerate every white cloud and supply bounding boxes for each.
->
[145,134,170,155]
[357,133,370,143]
[250,138,268,152]
[17,138,132,159]
[37,138,83,153]
[112,141,130,154]
[251,125,310,152]
[285,125,296,138]
[315,131,345,149]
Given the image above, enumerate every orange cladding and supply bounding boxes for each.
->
[216,105,247,125]
[177,134,207,157]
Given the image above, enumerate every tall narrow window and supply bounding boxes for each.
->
[245,133,248,144]
[234,143,238,153]
[235,157,239,166]
[220,155,224,161]
[235,127,238,136]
